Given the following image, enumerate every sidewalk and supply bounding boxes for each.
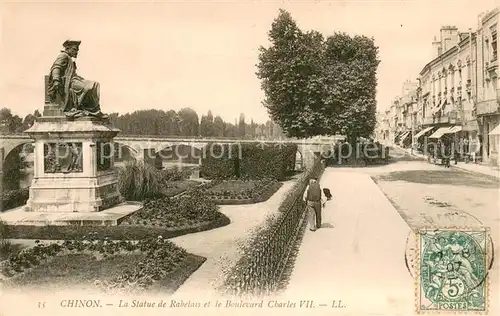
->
[283,169,414,315]
[452,161,500,179]
[397,145,500,179]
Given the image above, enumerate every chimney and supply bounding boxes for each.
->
[432,36,442,58]
[440,25,459,53]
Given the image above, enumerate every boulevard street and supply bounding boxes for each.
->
[284,146,499,315]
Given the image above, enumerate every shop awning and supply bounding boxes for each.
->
[489,124,500,135]
[413,126,434,139]
[399,131,411,144]
[447,126,463,134]
[428,127,451,139]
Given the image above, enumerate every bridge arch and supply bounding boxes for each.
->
[1,139,34,163]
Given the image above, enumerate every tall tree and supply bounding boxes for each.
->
[213,115,225,137]
[200,110,215,137]
[224,123,238,137]
[238,113,246,138]
[178,107,200,137]
[256,9,380,140]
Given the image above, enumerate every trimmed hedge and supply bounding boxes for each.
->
[218,158,325,297]
[1,188,29,212]
[200,142,298,181]
[239,143,297,180]
[200,144,239,180]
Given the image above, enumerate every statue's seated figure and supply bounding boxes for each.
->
[46,40,108,119]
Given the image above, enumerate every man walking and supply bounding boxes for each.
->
[303,177,326,231]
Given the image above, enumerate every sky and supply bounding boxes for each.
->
[1,0,499,124]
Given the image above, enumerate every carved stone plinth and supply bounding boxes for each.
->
[23,116,123,213]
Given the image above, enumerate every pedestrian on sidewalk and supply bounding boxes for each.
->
[303,178,327,231]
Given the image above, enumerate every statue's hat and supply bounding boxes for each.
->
[62,40,81,48]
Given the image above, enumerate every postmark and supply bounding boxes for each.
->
[416,228,489,314]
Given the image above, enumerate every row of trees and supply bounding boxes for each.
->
[107,109,286,139]
[0,106,286,139]
[257,10,380,141]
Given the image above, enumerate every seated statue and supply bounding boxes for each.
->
[47,40,108,119]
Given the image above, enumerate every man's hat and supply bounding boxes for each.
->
[62,40,81,48]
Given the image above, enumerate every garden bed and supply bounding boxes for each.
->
[3,193,230,240]
[3,213,230,240]
[196,179,283,205]
[161,179,200,197]
[1,237,205,294]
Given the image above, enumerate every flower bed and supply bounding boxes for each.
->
[3,194,230,240]
[122,191,220,227]
[195,179,283,205]
[1,235,205,294]
[161,179,200,197]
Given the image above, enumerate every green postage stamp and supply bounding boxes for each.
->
[416,228,489,313]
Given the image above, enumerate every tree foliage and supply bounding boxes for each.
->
[257,9,380,140]
[1,106,286,139]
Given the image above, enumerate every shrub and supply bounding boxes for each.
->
[200,142,298,180]
[118,161,163,201]
[0,219,14,261]
[1,188,29,212]
[239,143,297,180]
[123,192,220,227]
[157,168,190,184]
[200,143,238,179]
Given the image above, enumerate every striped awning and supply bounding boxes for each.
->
[413,126,434,139]
[400,131,411,142]
[447,126,463,134]
[428,127,451,139]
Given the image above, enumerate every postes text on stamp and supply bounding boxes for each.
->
[416,228,488,313]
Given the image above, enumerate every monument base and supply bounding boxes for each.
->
[24,172,122,213]
[24,115,122,213]
[0,202,141,226]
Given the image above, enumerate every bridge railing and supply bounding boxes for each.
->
[0,132,294,142]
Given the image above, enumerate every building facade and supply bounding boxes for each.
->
[419,26,476,128]
[476,8,500,166]
[388,7,500,166]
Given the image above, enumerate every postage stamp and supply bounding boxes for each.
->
[416,228,489,314]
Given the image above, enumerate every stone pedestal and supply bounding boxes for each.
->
[23,115,123,213]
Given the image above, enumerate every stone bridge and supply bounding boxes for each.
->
[1,134,339,171]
